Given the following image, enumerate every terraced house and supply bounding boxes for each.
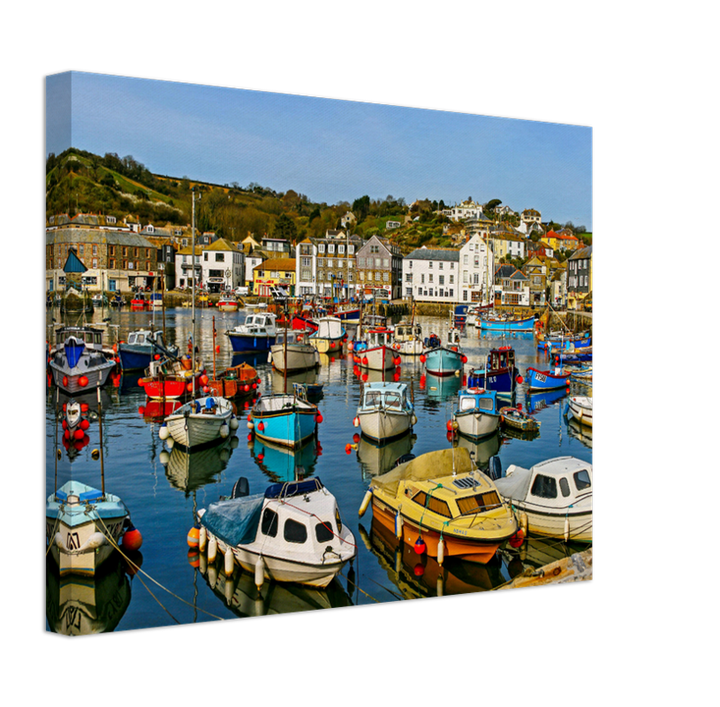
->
[567,246,592,310]
[402,247,459,303]
[46,214,158,294]
[356,235,402,300]
[295,230,362,298]
[252,258,296,297]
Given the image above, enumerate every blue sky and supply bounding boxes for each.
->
[46,71,592,230]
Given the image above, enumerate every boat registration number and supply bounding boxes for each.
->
[535,373,546,382]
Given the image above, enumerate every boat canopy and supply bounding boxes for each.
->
[458,389,498,412]
[370,448,474,496]
[201,495,265,546]
[362,383,407,410]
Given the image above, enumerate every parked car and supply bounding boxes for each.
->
[234,286,249,296]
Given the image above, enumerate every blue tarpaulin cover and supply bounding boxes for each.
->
[201,494,265,547]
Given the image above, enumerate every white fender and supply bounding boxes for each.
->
[395,513,404,540]
[199,526,207,552]
[159,424,169,440]
[208,535,217,564]
[224,546,234,576]
[358,489,372,517]
[437,537,445,566]
[254,556,265,589]
[220,423,229,438]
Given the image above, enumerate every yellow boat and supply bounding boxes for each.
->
[359,448,518,565]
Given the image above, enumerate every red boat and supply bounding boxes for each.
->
[138,356,206,400]
[139,399,183,419]
[291,313,319,332]
[207,362,260,398]
[131,293,149,310]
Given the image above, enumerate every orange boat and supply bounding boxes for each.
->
[139,355,206,400]
[207,362,260,398]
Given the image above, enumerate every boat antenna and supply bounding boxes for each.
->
[191,187,198,399]
[54,386,59,494]
[212,315,217,380]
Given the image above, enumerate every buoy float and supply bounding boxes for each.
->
[254,556,265,589]
[159,450,170,465]
[224,546,234,576]
[413,563,425,577]
[187,525,200,548]
[358,489,372,517]
[353,416,360,427]
[352,433,360,443]
[316,413,323,423]
[564,516,570,542]
[208,535,218,563]
[159,424,169,440]
[414,537,427,555]
[229,416,239,430]
[509,528,525,548]
[420,355,426,363]
[122,523,143,552]
[345,443,352,455]
[219,423,229,438]
[187,549,200,568]
[199,526,207,551]
[437,537,445,566]
[257,422,265,432]
[395,513,403,539]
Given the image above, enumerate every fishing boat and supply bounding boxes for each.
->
[197,477,356,589]
[567,396,593,427]
[353,382,416,443]
[46,481,133,576]
[109,293,124,308]
[139,355,206,400]
[225,312,278,353]
[499,406,540,433]
[467,346,520,398]
[358,447,518,565]
[570,366,593,383]
[48,325,117,394]
[269,330,320,373]
[422,344,466,377]
[538,331,592,352]
[208,362,260,399]
[149,292,163,309]
[293,382,324,402]
[160,395,236,450]
[451,388,501,440]
[354,327,400,371]
[251,394,319,448]
[479,314,536,332]
[392,322,424,356]
[307,316,345,354]
[291,313,319,332]
[130,292,148,310]
[335,306,360,321]
[526,366,571,391]
[217,294,240,312]
[117,329,179,371]
[91,292,106,309]
[494,456,593,543]
[47,389,142,576]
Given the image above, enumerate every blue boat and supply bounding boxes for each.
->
[226,312,278,353]
[526,366,571,391]
[451,388,501,440]
[479,315,536,332]
[250,393,318,448]
[538,332,592,352]
[467,345,519,398]
[48,325,117,394]
[423,346,465,377]
[118,329,179,371]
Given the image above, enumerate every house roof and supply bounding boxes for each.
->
[203,238,237,251]
[63,248,88,274]
[405,247,459,261]
[254,257,296,272]
[569,246,592,260]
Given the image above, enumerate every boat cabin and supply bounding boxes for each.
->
[502,456,592,511]
[487,346,515,372]
[361,382,409,411]
[394,323,422,342]
[127,330,166,348]
[457,388,498,413]
[312,317,344,340]
[274,330,303,346]
[364,327,393,348]
[239,313,277,334]
[55,326,105,349]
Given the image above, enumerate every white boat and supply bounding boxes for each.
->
[308,316,345,354]
[161,395,236,450]
[226,312,278,353]
[354,327,399,371]
[392,322,424,356]
[48,325,117,394]
[269,330,320,373]
[494,456,593,543]
[46,480,132,577]
[354,382,416,443]
[567,396,593,426]
[197,477,356,589]
[452,388,501,440]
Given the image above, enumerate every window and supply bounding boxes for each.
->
[412,491,452,518]
[456,492,501,515]
[315,521,334,543]
[339,244,345,254]
[284,519,308,544]
[261,509,278,537]
[449,275,454,284]
[439,275,445,285]
[405,273,412,283]
[429,274,433,283]
[349,245,355,255]
[530,474,557,499]
[318,244,325,253]
[328,243,335,254]
[215,253,225,262]
[429,261,433,269]
[574,469,591,491]
[463,254,468,265]
[110,259,116,269]
[559,477,571,497]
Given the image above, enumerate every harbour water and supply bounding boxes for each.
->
[45,306,592,633]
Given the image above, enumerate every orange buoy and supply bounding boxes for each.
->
[187,525,201,548]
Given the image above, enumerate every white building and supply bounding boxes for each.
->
[459,234,494,305]
[440,199,485,222]
[402,247,460,303]
[175,239,245,291]
[245,250,265,285]
[295,238,316,296]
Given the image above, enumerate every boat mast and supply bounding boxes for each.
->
[212,315,217,379]
[191,188,197,399]
[96,387,105,497]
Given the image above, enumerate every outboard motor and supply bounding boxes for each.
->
[393,453,416,469]
[230,476,250,498]
[487,455,504,481]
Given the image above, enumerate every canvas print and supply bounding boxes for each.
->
[45,72,592,635]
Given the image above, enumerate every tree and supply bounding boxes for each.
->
[273,213,297,242]
[485,198,502,211]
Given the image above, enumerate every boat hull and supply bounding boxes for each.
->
[480,316,535,331]
[468,368,517,396]
[526,367,571,391]
[514,503,593,543]
[49,359,116,394]
[270,344,320,373]
[165,398,234,450]
[252,397,318,448]
[371,498,504,565]
[226,332,277,353]
[568,396,593,427]
[358,346,396,371]
[357,409,413,443]
[46,483,129,577]
[454,410,501,439]
[424,348,463,377]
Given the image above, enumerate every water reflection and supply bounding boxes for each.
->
[422,373,461,404]
[356,432,416,480]
[453,430,501,471]
[160,436,238,493]
[249,435,319,483]
[566,417,592,448]
[524,387,567,414]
